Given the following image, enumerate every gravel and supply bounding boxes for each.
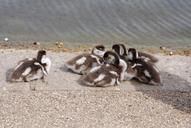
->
[0,49,190,127]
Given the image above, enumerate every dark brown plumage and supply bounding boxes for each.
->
[128,48,161,85]
[11,50,48,82]
[80,51,127,87]
[65,45,106,75]
[11,58,42,82]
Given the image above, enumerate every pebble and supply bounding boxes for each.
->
[4,37,9,42]
[56,42,64,48]
[55,42,59,45]
[58,45,62,48]
[33,42,40,45]
[59,42,64,46]
[160,46,166,50]
[56,42,64,46]
[169,51,173,56]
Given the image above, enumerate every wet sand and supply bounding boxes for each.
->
[0,48,191,127]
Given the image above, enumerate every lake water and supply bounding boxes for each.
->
[0,0,191,47]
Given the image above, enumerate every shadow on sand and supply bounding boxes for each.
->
[5,68,14,82]
[132,71,191,113]
[59,65,83,75]
[54,65,191,113]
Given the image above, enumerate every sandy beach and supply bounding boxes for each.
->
[0,48,191,127]
[1,0,191,127]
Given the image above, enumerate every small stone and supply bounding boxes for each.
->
[160,46,166,50]
[4,37,8,42]
[30,85,36,91]
[169,51,173,56]
[59,42,64,46]
[58,45,62,48]
[33,42,40,45]
[128,105,132,107]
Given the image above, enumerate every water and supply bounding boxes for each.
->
[0,0,191,47]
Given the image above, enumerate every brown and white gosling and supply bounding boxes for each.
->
[127,48,161,85]
[11,50,51,82]
[65,45,106,75]
[80,51,127,87]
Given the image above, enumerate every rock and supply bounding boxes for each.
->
[56,42,64,48]
[4,37,8,42]
[160,46,166,50]
[56,42,64,45]
[169,51,173,56]
[58,45,62,48]
[33,42,40,45]
[59,42,64,46]
[55,42,59,45]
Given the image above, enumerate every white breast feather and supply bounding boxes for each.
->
[109,71,118,76]
[94,74,105,82]
[34,62,48,76]
[116,78,120,85]
[76,57,86,65]
[90,66,101,73]
[44,58,51,73]
[119,59,127,81]
[110,78,116,86]
[22,67,32,76]
[119,45,124,55]
[144,70,151,78]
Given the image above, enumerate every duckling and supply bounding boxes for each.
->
[112,44,137,81]
[11,50,51,82]
[80,51,127,87]
[65,45,106,75]
[112,43,158,63]
[127,48,161,85]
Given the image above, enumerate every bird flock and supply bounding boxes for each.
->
[10,43,161,87]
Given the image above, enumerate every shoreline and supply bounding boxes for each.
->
[0,41,191,56]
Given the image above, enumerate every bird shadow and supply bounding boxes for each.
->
[132,71,191,113]
[5,68,14,83]
[59,65,69,72]
[59,65,83,75]
[59,65,191,113]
